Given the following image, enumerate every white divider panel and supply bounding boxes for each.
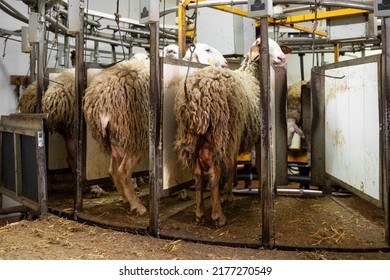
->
[324,61,380,201]
[46,71,69,171]
[162,63,195,190]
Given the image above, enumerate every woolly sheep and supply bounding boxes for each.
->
[83,44,228,215]
[287,80,306,147]
[174,38,291,227]
[163,43,228,67]
[18,70,76,171]
[18,69,109,197]
[18,81,38,114]
[83,55,150,215]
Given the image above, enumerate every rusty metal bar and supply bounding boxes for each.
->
[334,43,340,63]
[382,17,390,246]
[74,0,86,214]
[36,0,46,113]
[149,22,162,236]
[258,16,272,248]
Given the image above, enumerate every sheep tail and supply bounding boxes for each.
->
[174,66,237,168]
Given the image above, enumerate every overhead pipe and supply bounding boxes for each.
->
[161,0,373,18]
[274,0,373,11]
[0,0,29,23]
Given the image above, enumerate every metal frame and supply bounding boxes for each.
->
[0,114,48,216]
[311,54,389,246]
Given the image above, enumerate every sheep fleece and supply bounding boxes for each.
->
[174,64,261,169]
[83,60,149,155]
[18,81,38,114]
[42,69,76,137]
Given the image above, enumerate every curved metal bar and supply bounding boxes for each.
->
[160,0,374,17]
[0,1,28,23]
[274,0,373,11]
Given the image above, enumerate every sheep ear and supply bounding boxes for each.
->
[250,45,261,61]
[281,45,293,54]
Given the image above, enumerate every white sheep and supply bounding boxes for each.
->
[18,81,38,114]
[287,80,306,147]
[18,70,76,171]
[83,55,150,215]
[18,70,108,197]
[163,43,228,67]
[83,45,228,215]
[174,38,291,227]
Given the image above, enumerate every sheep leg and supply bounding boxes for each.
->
[209,164,226,227]
[223,165,235,204]
[109,156,127,203]
[118,154,147,216]
[65,136,76,174]
[194,160,205,224]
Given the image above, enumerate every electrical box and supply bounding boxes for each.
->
[247,0,273,18]
[374,0,390,17]
[68,0,81,34]
[327,9,377,41]
[28,12,39,43]
[139,0,159,24]
[21,26,31,53]
[197,7,256,56]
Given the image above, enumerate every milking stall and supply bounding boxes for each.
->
[1,0,390,260]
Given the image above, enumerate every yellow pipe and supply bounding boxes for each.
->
[279,23,327,37]
[178,2,187,59]
[334,43,340,63]
[269,8,370,25]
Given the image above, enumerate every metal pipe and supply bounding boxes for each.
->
[149,21,162,237]
[334,43,340,63]
[44,15,69,34]
[74,0,85,214]
[161,0,373,17]
[0,0,28,23]
[276,188,323,195]
[36,0,46,113]
[274,0,373,11]
[58,8,100,28]
[161,0,247,17]
[259,16,272,248]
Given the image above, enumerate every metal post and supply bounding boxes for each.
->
[74,0,85,214]
[36,0,46,113]
[334,43,340,63]
[257,16,272,248]
[177,2,187,59]
[149,22,161,236]
[30,44,37,82]
[382,17,390,246]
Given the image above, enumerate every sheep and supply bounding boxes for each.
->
[163,43,228,67]
[287,80,306,147]
[18,70,76,170]
[83,55,150,215]
[41,69,77,171]
[18,70,108,197]
[174,38,291,227]
[18,81,38,114]
[83,44,229,215]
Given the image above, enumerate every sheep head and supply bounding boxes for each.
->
[250,38,292,67]
[185,43,228,68]
[163,44,179,59]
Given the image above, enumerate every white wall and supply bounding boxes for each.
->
[285,49,382,86]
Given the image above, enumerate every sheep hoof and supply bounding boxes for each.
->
[85,185,108,198]
[222,194,234,204]
[213,214,227,227]
[179,189,189,201]
[196,215,206,224]
[132,204,147,216]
